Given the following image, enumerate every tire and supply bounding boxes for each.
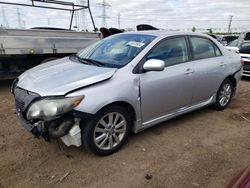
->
[213,78,234,110]
[81,105,132,156]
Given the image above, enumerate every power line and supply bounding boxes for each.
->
[117,17,250,22]
[97,0,111,27]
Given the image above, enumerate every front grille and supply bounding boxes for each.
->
[15,99,25,111]
[14,87,40,112]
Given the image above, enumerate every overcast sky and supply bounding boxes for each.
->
[0,0,250,32]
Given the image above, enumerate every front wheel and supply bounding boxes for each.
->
[214,79,234,110]
[81,105,132,156]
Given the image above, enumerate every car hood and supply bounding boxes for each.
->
[17,57,117,96]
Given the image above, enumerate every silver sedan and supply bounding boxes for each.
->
[13,31,242,155]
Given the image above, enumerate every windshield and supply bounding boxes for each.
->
[228,39,238,47]
[77,34,156,68]
[239,42,250,53]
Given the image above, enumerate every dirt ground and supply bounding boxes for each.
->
[0,79,250,188]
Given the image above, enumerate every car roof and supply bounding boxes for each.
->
[124,30,212,38]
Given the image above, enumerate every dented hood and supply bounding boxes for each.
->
[17,57,117,96]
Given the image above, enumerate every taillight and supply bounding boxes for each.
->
[241,58,244,65]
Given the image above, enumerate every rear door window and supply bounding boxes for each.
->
[190,37,222,60]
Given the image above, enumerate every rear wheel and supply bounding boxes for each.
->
[214,79,234,110]
[82,105,132,156]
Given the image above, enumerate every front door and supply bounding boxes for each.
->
[139,37,194,124]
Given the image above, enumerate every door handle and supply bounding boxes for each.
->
[185,68,194,75]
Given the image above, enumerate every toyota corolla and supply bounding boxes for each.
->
[12,31,242,155]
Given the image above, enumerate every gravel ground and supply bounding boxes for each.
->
[0,79,250,188]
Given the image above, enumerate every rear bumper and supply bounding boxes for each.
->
[242,59,250,77]
[243,69,250,77]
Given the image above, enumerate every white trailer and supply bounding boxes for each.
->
[0,0,100,79]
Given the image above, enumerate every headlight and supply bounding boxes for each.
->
[26,96,84,120]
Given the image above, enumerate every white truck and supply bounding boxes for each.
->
[0,0,100,79]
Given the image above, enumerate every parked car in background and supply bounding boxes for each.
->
[12,31,242,155]
[226,39,250,77]
[239,41,250,77]
[221,35,239,46]
[207,33,219,40]
[238,31,250,45]
[226,39,239,53]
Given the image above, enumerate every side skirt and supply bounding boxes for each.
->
[133,95,216,133]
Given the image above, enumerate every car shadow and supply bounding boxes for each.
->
[242,76,250,81]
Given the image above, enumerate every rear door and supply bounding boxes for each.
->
[188,36,226,104]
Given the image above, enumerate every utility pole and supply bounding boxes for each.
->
[22,20,26,29]
[98,0,111,27]
[1,7,8,28]
[17,8,22,28]
[228,15,233,33]
[75,0,88,30]
[118,12,120,28]
[47,18,50,26]
[81,0,88,30]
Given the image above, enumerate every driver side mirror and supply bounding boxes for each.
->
[143,59,165,72]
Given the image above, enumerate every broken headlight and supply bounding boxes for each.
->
[26,96,84,120]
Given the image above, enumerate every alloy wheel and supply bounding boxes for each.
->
[218,83,232,107]
[93,112,127,150]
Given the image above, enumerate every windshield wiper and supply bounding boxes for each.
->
[81,58,105,67]
[72,54,90,65]
[74,55,105,67]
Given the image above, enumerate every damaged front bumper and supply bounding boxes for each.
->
[16,108,82,147]
[16,110,49,140]
[13,86,84,147]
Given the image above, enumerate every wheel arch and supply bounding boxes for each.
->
[81,100,136,155]
[96,101,137,124]
[225,75,237,91]
[213,75,236,110]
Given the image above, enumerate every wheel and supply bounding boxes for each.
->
[81,105,132,156]
[214,79,234,110]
